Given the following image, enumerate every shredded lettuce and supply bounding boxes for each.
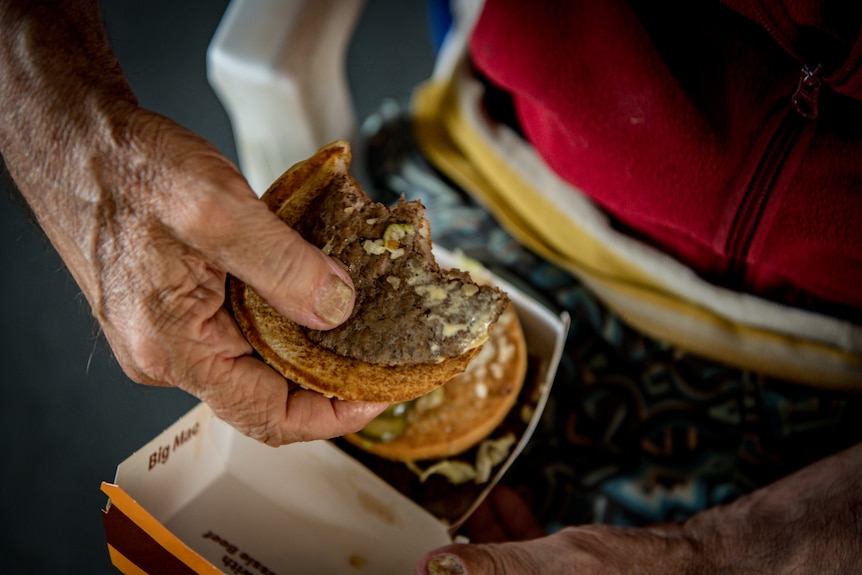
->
[406,433,517,485]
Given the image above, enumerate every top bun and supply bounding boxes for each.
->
[228,141,509,402]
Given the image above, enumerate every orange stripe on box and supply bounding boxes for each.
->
[103,501,198,574]
[107,544,149,575]
[102,482,221,574]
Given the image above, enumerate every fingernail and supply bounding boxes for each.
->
[313,273,354,327]
[427,554,465,575]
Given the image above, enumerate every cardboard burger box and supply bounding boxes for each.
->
[101,248,569,575]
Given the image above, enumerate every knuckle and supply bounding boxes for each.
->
[113,329,171,386]
[173,187,234,245]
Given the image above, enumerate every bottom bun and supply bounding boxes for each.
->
[343,302,527,462]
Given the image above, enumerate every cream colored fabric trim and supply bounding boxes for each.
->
[411,59,862,388]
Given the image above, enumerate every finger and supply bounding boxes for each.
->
[200,350,387,445]
[165,162,356,331]
[416,542,544,575]
[277,388,390,444]
[418,526,694,575]
[223,202,356,331]
[418,537,580,575]
[418,531,569,575]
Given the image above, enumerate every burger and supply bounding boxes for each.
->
[228,139,509,403]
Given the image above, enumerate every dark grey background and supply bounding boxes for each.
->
[0,1,434,572]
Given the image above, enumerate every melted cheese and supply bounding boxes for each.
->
[403,260,496,355]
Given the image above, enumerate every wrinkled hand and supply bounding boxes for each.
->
[417,443,862,574]
[420,485,693,575]
[0,0,387,444]
[77,108,387,444]
[420,524,692,575]
[9,101,386,444]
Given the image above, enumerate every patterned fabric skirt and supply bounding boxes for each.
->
[358,98,862,531]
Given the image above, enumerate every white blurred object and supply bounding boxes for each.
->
[432,0,485,79]
[207,0,366,195]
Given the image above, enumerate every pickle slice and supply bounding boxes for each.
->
[357,402,412,443]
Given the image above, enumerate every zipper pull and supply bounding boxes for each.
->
[792,64,823,119]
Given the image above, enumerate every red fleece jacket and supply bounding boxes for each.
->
[469,0,862,318]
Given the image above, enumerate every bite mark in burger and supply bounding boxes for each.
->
[228,140,509,403]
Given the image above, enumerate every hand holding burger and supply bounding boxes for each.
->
[0,0,386,446]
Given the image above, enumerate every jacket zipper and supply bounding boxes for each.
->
[722,0,862,289]
[723,3,837,282]
[725,106,805,278]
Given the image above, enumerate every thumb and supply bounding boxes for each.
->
[417,525,695,575]
[234,203,355,330]
[211,187,355,331]
[417,543,541,575]
[119,109,355,331]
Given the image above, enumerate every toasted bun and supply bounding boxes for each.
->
[228,141,507,402]
[342,302,527,461]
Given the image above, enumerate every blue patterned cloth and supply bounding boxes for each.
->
[359,98,862,530]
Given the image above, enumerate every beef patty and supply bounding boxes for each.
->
[294,175,507,366]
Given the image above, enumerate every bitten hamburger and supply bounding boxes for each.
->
[228,140,509,403]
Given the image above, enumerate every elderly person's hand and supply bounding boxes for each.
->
[418,442,862,574]
[0,0,386,444]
